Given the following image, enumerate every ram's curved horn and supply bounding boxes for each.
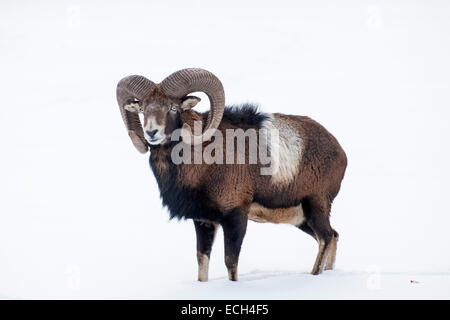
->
[160,68,225,145]
[116,75,156,153]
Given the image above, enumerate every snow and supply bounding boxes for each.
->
[1,0,450,299]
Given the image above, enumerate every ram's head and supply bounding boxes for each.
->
[116,68,225,153]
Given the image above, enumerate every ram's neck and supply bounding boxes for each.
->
[149,144,174,186]
[149,142,206,193]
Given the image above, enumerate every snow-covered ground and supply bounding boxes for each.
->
[1,0,450,299]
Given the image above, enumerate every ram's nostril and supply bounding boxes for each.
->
[146,130,158,138]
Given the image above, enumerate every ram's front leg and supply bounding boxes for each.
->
[221,208,248,281]
[194,221,218,282]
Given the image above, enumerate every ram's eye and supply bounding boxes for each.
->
[170,106,177,112]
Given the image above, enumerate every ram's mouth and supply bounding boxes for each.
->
[147,137,165,145]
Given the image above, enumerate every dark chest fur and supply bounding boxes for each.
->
[149,146,222,222]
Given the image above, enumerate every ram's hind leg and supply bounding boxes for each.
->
[297,223,317,241]
[302,197,336,275]
[324,229,339,271]
[194,221,218,282]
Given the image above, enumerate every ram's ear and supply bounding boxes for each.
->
[124,102,142,113]
[180,96,201,111]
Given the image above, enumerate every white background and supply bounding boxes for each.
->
[1,0,449,299]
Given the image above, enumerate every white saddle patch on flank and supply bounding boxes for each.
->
[260,115,303,185]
